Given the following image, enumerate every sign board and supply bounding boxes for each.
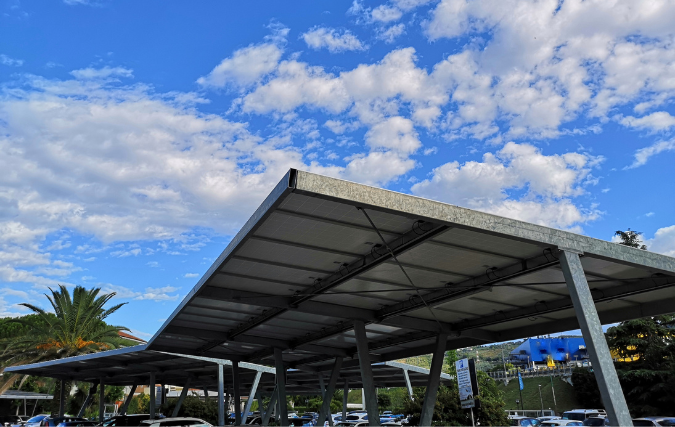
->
[155,386,162,405]
[455,358,479,409]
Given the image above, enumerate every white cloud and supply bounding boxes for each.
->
[626,139,675,168]
[301,27,366,53]
[364,116,420,154]
[371,4,403,22]
[1,54,24,67]
[377,24,406,43]
[645,225,675,257]
[70,66,133,80]
[197,43,283,88]
[620,111,675,132]
[100,283,181,302]
[242,60,351,114]
[197,25,288,88]
[411,142,602,229]
[183,273,199,278]
[0,70,346,290]
[344,151,416,186]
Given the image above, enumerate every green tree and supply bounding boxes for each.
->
[614,229,647,250]
[607,315,675,416]
[0,285,130,407]
[403,372,508,426]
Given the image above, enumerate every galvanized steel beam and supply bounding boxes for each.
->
[218,364,225,426]
[172,378,191,417]
[232,362,242,426]
[318,358,343,426]
[98,377,105,422]
[419,334,447,427]
[149,372,156,420]
[560,250,633,427]
[354,320,380,426]
[274,348,288,426]
[119,383,137,415]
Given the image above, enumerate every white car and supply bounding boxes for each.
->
[139,417,212,427]
[542,420,584,426]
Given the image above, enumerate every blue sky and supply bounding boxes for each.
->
[1,0,674,340]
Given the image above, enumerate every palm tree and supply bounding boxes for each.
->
[0,285,129,393]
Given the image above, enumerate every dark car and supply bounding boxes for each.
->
[633,419,675,427]
[99,415,158,426]
[39,418,88,427]
[24,415,49,427]
[55,422,97,427]
[510,417,543,426]
[582,418,609,426]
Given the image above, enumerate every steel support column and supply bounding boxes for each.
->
[560,250,633,427]
[172,378,191,417]
[318,357,343,426]
[342,380,348,422]
[243,372,262,421]
[353,320,380,426]
[262,385,278,427]
[149,373,156,420]
[419,334,447,427]
[218,364,225,426]
[98,377,105,423]
[232,361,242,425]
[402,369,413,399]
[77,382,98,418]
[274,348,288,426]
[119,384,137,415]
[58,380,66,417]
[204,387,210,402]
[257,391,265,421]
[318,373,326,398]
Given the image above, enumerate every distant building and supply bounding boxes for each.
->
[118,331,147,344]
[509,337,588,367]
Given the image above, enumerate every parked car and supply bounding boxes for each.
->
[541,420,583,426]
[582,417,609,426]
[335,423,367,427]
[562,410,607,422]
[2,415,30,427]
[99,414,158,426]
[538,417,562,423]
[633,418,675,426]
[509,416,543,426]
[39,418,89,427]
[24,415,50,427]
[139,417,212,427]
[55,422,98,427]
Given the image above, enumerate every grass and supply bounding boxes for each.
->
[497,376,580,415]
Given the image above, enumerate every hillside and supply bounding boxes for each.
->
[398,341,524,372]
[497,376,579,414]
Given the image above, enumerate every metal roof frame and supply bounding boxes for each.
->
[139,169,675,369]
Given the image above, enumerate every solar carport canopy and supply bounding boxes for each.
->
[3,346,450,395]
[142,169,675,372]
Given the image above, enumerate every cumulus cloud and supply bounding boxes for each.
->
[620,111,675,132]
[301,27,366,53]
[626,139,675,169]
[197,26,288,88]
[411,142,602,229]
[645,225,675,257]
[0,70,341,290]
[377,24,406,43]
[371,4,403,22]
